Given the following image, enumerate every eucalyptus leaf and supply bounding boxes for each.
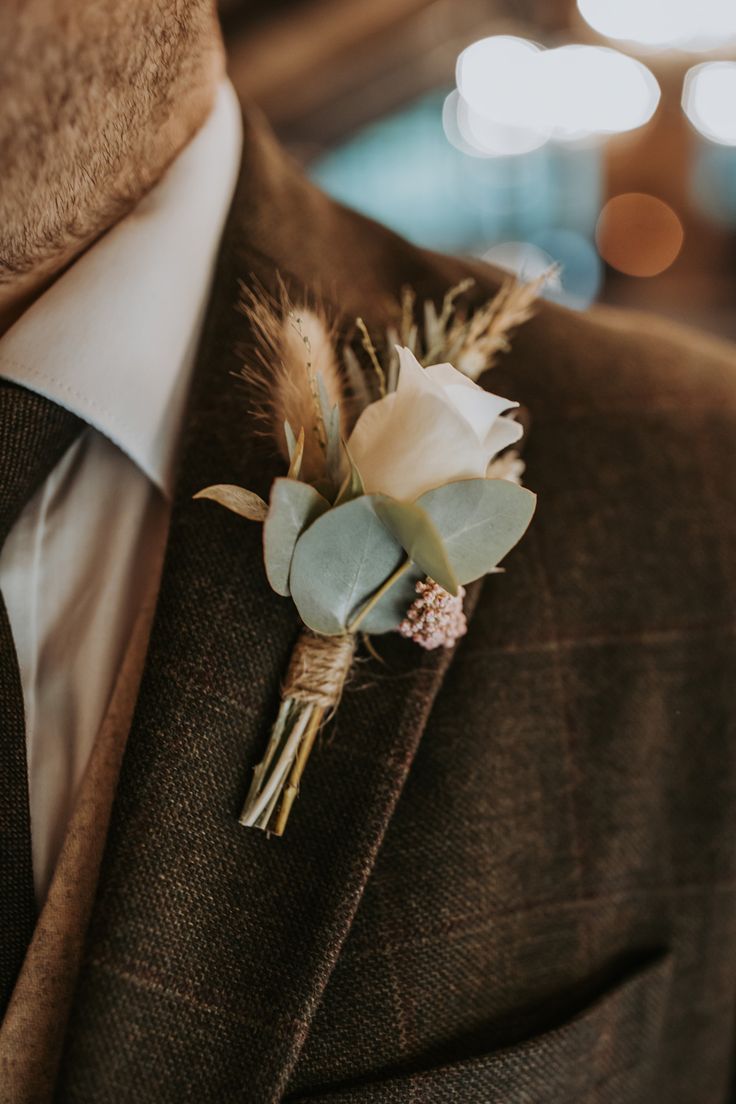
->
[358,562,422,634]
[193,485,268,521]
[374,496,458,595]
[289,496,405,634]
[417,478,536,584]
[263,479,330,597]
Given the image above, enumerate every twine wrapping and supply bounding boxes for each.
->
[240,629,358,834]
[283,631,356,711]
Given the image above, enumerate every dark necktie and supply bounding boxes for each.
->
[0,380,83,1017]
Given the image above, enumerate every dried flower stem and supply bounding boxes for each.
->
[400,286,416,344]
[271,704,325,836]
[356,317,387,397]
[438,278,475,333]
[240,702,312,829]
[240,632,356,834]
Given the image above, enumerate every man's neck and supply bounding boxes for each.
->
[0,259,71,338]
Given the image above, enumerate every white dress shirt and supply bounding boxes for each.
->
[0,82,242,903]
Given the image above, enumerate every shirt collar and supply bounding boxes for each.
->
[0,81,243,498]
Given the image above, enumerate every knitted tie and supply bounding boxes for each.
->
[0,380,83,1017]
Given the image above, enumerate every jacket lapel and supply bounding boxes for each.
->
[57,125,482,1102]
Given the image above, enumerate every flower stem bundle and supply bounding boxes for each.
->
[240,632,355,834]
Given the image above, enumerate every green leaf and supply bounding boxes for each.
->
[374,496,458,595]
[316,371,347,495]
[358,563,422,634]
[417,478,536,584]
[193,485,268,521]
[317,372,333,434]
[325,403,344,491]
[335,441,365,505]
[289,496,405,634]
[263,479,330,597]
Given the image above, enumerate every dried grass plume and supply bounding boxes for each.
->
[387,269,554,382]
[238,282,345,482]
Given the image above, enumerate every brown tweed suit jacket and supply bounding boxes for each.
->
[49,102,736,1102]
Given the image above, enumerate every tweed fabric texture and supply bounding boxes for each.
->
[288,953,673,1102]
[53,106,736,1102]
[0,382,83,1016]
[0,563,162,1103]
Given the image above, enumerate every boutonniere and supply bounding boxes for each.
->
[196,275,544,835]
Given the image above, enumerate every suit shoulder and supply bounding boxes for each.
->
[485,279,736,429]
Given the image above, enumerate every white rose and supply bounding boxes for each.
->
[347,347,523,501]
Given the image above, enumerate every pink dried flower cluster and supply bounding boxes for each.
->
[399,578,468,650]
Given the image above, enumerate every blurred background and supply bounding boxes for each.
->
[220,0,736,337]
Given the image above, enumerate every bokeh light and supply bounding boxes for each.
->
[577,0,736,51]
[541,46,660,138]
[441,91,489,158]
[529,229,603,308]
[683,63,736,147]
[456,36,544,131]
[447,37,660,158]
[452,91,550,158]
[484,232,602,310]
[596,194,684,277]
[483,241,557,282]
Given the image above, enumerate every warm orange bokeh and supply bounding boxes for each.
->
[596,192,685,277]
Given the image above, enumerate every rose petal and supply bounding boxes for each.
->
[348,390,487,501]
[396,348,449,404]
[350,346,525,501]
[484,415,524,459]
[440,384,518,442]
[424,362,481,393]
